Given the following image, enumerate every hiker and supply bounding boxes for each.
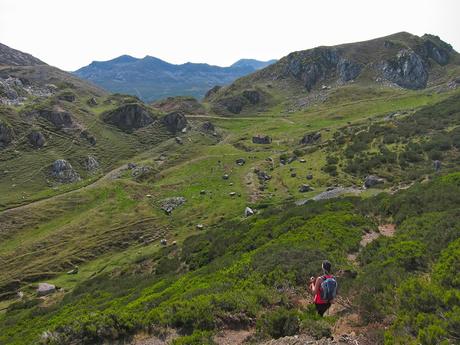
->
[309,260,337,316]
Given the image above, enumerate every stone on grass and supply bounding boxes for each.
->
[299,184,314,193]
[160,196,186,214]
[244,207,254,217]
[37,283,56,296]
[364,175,384,188]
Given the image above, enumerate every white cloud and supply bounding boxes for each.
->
[0,0,458,71]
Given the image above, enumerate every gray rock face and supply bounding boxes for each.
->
[285,47,340,91]
[84,155,99,171]
[162,112,187,133]
[131,165,151,178]
[236,158,246,166]
[57,91,76,102]
[160,196,186,214]
[337,58,362,82]
[300,132,321,145]
[219,96,245,114]
[0,122,13,147]
[419,39,450,66]
[28,130,46,148]
[252,135,272,144]
[103,103,155,132]
[51,159,80,183]
[87,97,98,106]
[37,107,74,129]
[381,49,428,89]
[364,175,384,188]
[37,283,56,296]
[242,90,261,104]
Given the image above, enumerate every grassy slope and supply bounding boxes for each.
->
[0,79,460,344]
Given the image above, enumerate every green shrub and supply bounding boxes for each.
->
[256,307,300,339]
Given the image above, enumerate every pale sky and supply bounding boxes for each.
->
[0,0,458,71]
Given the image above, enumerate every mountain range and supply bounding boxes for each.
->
[73,56,276,102]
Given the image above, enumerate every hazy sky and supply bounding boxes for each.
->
[0,0,458,71]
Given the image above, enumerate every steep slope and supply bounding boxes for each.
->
[207,32,460,115]
[73,56,276,102]
[0,42,46,66]
[0,44,182,209]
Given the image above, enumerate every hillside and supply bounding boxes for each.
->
[207,32,460,115]
[74,56,276,102]
[0,33,460,345]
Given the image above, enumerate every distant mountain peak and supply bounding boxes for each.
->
[231,58,277,70]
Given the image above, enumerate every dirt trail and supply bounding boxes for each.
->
[213,329,254,345]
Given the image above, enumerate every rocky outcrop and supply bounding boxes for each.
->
[201,121,215,132]
[381,49,428,89]
[337,58,362,82]
[252,135,272,144]
[0,121,13,147]
[242,90,261,104]
[162,112,188,133]
[299,184,314,193]
[364,175,384,188]
[84,155,99,172]
[218,96,245,114]
[57,91,76,102]
[160,197,186,214]
[51,159,80,183]
[37,283,56,296]
[102,103,155,132]
[80,130,96,145]
[204,85,222,99]
[300,132,321,145]
[151,96,205,114]
[28,130,46,148]
[284,47,340,91]
[87,97,98,106]
[37,107,74,129]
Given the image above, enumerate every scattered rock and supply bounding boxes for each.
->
[67,266,79,275]
[222,174,229,180]
[201,121,215,132]
[236,158,246,166]
[162,111,188,133]
[229,192,237,196]
[80,130,96,145]
[244,207,254,217]
[433,160,441,172]
[128,162,137,169]
[299,184,314,193]
[300,132,321,145]
[175,136,183,145]
[306,174,313,180]
[87,97,98,106]
[102,103,155,132]
[252,135,272,144]
[28,130,46,148]
[299,159,306,163]
[84,155,99,172]
[51,159,80,183]
[364,175,384,188]
[291,172,297,177]
[160,239,167,245]
[200,190,206,195]
[257,171,271,181]
[196,224,204,230]
[160,197,186,214]
[131,166,152,178]
[37,283,56,296]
